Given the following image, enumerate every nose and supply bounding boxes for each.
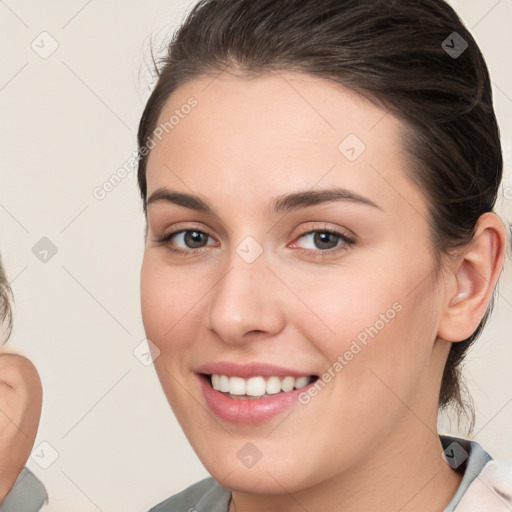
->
[206,252,286,345]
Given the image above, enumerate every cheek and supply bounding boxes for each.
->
[140,257,165,343]
[302,257,438,394]
[140,254,187,351]
[140,255,199,413]
[294,265,402,353]
[340,282,438,412]
[140,253,197,344]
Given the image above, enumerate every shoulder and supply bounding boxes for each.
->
[440,435,512,511]
[0,467,48,512]
[148,477,232,512]
[455,458,512,511]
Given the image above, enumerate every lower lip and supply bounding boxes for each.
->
[199,375,314,424]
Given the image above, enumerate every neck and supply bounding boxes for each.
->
[229,423,463,512]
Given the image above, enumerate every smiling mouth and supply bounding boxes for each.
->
[202,373,319,400]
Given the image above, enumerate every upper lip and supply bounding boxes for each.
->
[195,361,317,379]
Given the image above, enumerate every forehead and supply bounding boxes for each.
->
[151,71,396,155]
[145,71,425,219]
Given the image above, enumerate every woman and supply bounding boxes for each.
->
[0,254,47,511]
[137,0,511,510]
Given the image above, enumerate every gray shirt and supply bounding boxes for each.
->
[0,468,48,512]
[148,435,493,512]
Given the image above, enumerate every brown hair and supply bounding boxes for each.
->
[137,0,504,428]
[0,254,13,341]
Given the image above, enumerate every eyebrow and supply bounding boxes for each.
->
[146,186,382,215]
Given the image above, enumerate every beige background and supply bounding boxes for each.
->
[0,1,511,510]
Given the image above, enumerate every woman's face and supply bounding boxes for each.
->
[140,72,451,493]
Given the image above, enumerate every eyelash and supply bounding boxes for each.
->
[154,226,355,258]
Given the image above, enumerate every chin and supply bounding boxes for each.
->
[211,466,302,494]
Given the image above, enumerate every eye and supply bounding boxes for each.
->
[155,229,218,254]
[291,228,355,255]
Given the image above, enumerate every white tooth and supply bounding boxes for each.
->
[266,376,282,394]
[246,376,266,397]
[216,374,310,396]
[219,375,230,392]
[229,376,246,395]
[294,376,310,389]
[281,376,295,392]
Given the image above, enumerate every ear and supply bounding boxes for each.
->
[437,212,507,343]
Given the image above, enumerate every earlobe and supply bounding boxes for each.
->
[438,212,507,343]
